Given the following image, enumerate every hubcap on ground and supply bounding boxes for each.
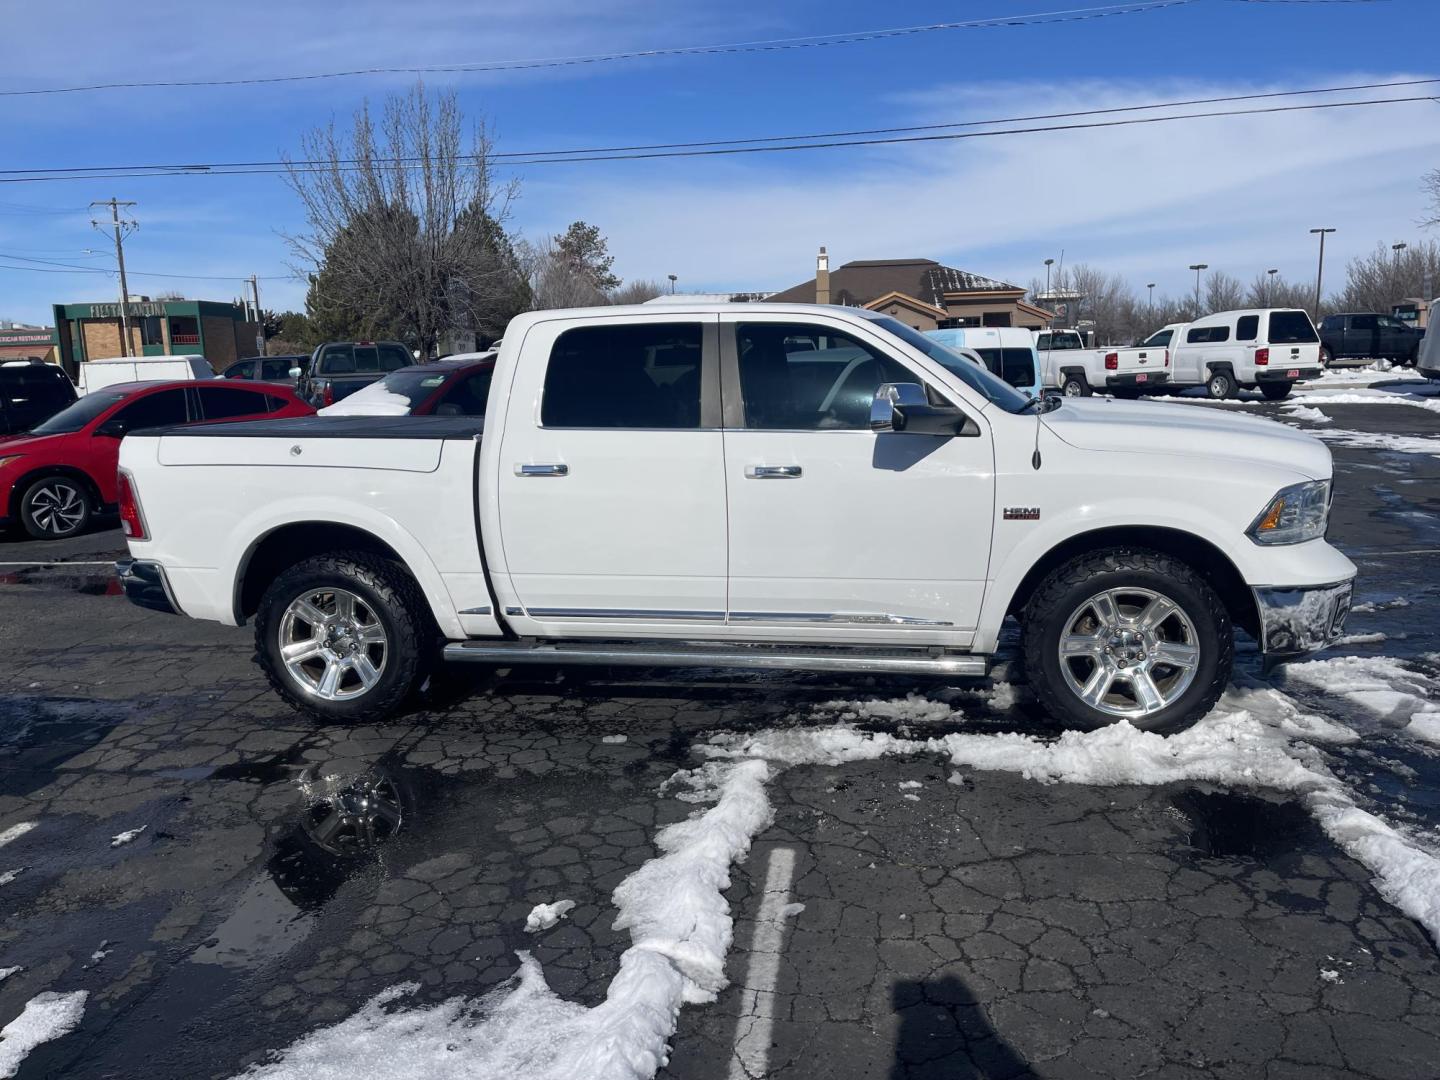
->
[278,588,387,700]
[1058,586,1200,720]
[29,482,85,535]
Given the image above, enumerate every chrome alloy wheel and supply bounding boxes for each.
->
[278,588,388,700]
[1057,586,1201,720]
[29,480,86,535]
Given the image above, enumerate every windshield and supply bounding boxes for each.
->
[28,390,125,435]
[871,317,1032,413]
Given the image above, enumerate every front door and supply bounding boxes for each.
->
[495,315,727,626]
[719,316,994,640]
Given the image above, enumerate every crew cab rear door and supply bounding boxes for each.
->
[717,313,992,641]
[494,313,728,630]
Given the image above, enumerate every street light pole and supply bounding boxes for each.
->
[1310,228,1336,317]
[1267,268,1278,307]
[1146,282,1155,316]
[667,273,677,295]
[1043,258,1055,328]
[1188,263,1208,316]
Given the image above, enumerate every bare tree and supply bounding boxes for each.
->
[1424,168,1440,230]
[1331,240,1440,313]
[609,279,665,305]
[518,235,611,310]
[284,84,528,356]
[1203,270,1245,313]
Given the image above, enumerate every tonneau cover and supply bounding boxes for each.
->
[138,415,485,440]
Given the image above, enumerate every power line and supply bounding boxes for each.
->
[1,76,1433,183]
[0,253,290,281]
[0,2,1198,98]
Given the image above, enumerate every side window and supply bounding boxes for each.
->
[433,370,494,417]
[1186,325,1231,344]
[260,358,293,381]
[1235,315,1259,342]
[223,360,254,380]
[196,386,269,420]
[112,388,189,431]
[1321,316,1340,331]
[735,322,915,430]
[1351,315,1377,331]
[541,323,702,429]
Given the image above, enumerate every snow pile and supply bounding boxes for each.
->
[1350,597,1410,615]
[1283,656,1440,736]
[0,869,23,887]
[815,692,957,725]
[0,968,19,982]
[1281,404,1331,424]
[0,824,35,850]
[524,901,576,933]
[1295,390,1440,416]
[1308,428,1440,457]
[601,735,628,745]
[0,990,87,1078]
[110,827,146,848]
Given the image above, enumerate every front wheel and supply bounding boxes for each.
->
[19,475,91,539]
[1259,381,1293,401]
[254,551,434,721]
[1021,549,1232,734]
[1205,370,1237,400]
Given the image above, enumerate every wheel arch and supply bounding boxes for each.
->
[8,465,104,520]
[235,521,412,624]
[1002,525,1259,639]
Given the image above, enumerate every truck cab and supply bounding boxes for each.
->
[1319,313,1425,366]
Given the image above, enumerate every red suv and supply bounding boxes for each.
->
[0,380,312,540]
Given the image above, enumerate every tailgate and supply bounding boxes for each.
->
[1112,346,1166,378]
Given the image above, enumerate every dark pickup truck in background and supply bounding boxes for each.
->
[297,341,414,407]
[1318,313,1425,366]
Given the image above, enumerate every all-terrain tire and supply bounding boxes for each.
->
[1021,548,1233,735]
[254,550,434,722]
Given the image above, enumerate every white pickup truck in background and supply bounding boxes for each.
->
[1033,328,1170,398]
[115,303,1354,736]
[1141,309,1323,400]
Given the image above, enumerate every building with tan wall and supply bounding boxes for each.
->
[50,298,261,378]
[0,325,60,364]
[767,249,1054,331]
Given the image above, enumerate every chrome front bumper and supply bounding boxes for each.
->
[1252,579,1353,659]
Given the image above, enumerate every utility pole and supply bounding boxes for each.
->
[1310,227,1336,318]
[90,198,137,357]
[1267,268,1278,306]
[249,274,265,355]
[1188,263,1208,316]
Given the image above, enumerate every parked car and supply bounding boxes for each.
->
[0,361,76,437]
[1031,327,1170,398]
[116,303,1354,735]
[222,355,308,384]
[1158,309,1321,400]
[318,352,496,417]
[1318,313,1425,367]
[925,328,1042,398]
[1419,318,1440,381]
[1,380,311,540]
[77,354,214,395]
[298,341,413,407]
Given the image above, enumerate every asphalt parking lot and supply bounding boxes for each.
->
[3,374,1440,1080]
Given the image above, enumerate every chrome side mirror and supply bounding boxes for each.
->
[870,382,974,436]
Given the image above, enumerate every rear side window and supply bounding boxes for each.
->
[542,323,702,428]
[1268,311,1318,344]
[260,358,293,381]
[4,369,73,411]
[113,388,190,431]
[321,345,355,373]
[196,385,271,420]
[378,344,411,371]
[975,348,1036,389]
[1186,326,1231,344]
[223,360,254,380]
[1235,315,1259,342]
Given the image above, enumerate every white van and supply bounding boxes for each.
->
[77,354,214,395]
[927,327,1042,396]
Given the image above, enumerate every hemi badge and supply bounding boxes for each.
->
[1004,507,1041,521]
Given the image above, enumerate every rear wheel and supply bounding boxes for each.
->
[254,551,433,721]
[1022,549,1231,734]
[1205,370,1237,400]
[1320,345,1334,368]
[1061,374,1091,397]
[1259,381,1293,401]
[19,475,91,539]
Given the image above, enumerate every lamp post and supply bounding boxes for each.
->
[1267,268,1278,306]
[1043,258,1055,327]
[1146,282,1155,316]
[1392,242,1408,297]
[1188,263,1208,316]
[667,274,677,295]
[1310,228,1336,317]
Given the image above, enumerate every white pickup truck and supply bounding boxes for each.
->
[1139,309,1323,400]
[115,304,1354,735]
[1033,329,1170,398]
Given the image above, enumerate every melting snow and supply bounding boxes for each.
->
[1308,428,1440,457]
[1283,656,1440,734]
[523,901,576,933]
[0,967,19,982]
[110,827,147,848]
[0,869,24,887]
[601,735,628,745]
[0,990,87,1078]
[0,824,35,850]
[1281,404,1332,424]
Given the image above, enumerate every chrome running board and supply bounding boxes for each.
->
[443,640,988,677]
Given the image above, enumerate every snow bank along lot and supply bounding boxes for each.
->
[2,370,1440,1079]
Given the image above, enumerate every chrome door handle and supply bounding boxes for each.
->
[514,463,568,477]
[745,464,802,479]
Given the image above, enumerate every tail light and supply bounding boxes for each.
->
[1163,349,1170,367]
[321,382,335,407]
[1104,352,1118,370]
[1255,347,1270,366]
[118,468,148,541]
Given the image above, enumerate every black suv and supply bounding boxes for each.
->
[1318,313,1425,366]
[0,361,76,436]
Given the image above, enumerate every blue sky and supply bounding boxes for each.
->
[1,0,1437,325]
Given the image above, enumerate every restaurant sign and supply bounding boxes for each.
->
[87,302,168,318]
[0,329,56,345]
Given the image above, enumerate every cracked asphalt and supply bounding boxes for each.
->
[2,376,1439,1079]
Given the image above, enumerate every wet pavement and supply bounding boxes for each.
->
[2,376,1440,1079]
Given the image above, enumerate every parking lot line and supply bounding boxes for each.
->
[728,845,799,1080]
[0,561,116,567]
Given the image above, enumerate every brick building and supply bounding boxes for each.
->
[0,325,59,364]
[50,298,261,377]
[767,249,1054,331]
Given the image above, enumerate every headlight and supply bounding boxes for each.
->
[1248,480,1331,545]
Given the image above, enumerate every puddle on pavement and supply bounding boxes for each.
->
[0,562,123,596]
[190,874,319,969]
[1169,789,1326,861]
[0,695,124,795]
